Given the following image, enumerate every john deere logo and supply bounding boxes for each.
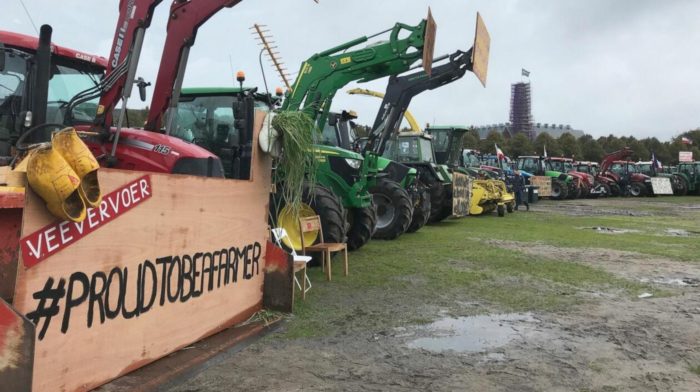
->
[330,61,337,69]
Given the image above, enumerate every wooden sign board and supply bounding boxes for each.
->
[0,299,34,392]
[422,7,437,76]
[471,12,491,87]
[679,151,693,162]
[12,112,273,392]
[651,177,673,195]
[452,172,471,217]
[530,176,552,197]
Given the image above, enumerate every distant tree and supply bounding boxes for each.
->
[461,130,480,149]
[533,132,560,156]
[558,132,581,158]
[506,133,533,158]
[478,130,505,154]
[578,135,604,162]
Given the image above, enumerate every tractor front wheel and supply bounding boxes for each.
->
[370,178,413,240]
[551,180,568,200]
[407,185,430,233]
[629,182,646,197]
[346,205,376,251]
[270,182,346,266]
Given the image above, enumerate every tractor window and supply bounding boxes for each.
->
[518,158,539,173]
[462,151,480,167]
[626,163,637,173]
[610,163,623,174]
[549,160,563,172]
[47,60,102,124]
[638,164,651,174]
[0,51,27,143]
[320,122,340,146]
[564,162,574,171]
[430,130,449,153]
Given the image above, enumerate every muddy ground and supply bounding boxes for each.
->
[165,198,700,392]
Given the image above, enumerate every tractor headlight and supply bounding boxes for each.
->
[344,158,362,169]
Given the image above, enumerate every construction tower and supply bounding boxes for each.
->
[510,82,534,139]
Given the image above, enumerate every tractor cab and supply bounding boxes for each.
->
[423,126,469,169]
[0,30,106,157]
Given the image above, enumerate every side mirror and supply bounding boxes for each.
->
[135,77,151,102]
[0,44,5,72]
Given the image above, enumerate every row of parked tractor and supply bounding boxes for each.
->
[463,146,698,200]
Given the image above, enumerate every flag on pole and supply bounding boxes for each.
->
[522,68,530,77]
[495,143,506,161]
[681,136,693,145]
[543,144,548,158]
[651,151,662,170]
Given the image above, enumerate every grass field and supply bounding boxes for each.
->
[282,197,700,339]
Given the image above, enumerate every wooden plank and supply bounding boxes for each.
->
[0,298,34,392]
[262,241,294,313]
[471,12,491,87]
[530,176,552,197]
[0,209,22,302]
[451,172,470,217]
[12,111,274,392]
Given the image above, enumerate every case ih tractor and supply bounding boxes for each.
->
[547,157,601,197]
[607,161,654,196]
[575,161,620,197]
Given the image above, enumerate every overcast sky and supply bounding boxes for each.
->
[3,0,699,140]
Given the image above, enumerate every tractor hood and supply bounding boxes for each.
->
[312,144,364,160]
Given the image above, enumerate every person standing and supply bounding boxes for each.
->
[513,170,529,211]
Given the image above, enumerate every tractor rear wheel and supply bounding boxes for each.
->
[610,183,622,197]
[551,180,568,200]
[407,185,430,233]
[600,183,611,197]
[370,178,413,240]
[270,182,346,266]
[629,182,646,197]
[346,205,376,251]
[672,176,688,196]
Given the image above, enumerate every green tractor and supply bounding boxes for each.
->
[516,156,574,200]
[674,162,700,195]
[636,161,688,195]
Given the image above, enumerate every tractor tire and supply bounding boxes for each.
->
[428,182,447,223]
[497,204,505,217]
[270,182,346,266]
[600,183,611,198]
[407,186,430,233]
[610,183,622,197]
[567,182,579,199]
[550,180,568,200]
[370,178,413,240]
[629,182,646,197]
[346,205,376,251]
[672,176,688,196]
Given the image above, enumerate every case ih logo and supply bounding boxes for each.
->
[20,175,152,268]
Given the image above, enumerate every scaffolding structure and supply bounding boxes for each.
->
[510,82,534,139]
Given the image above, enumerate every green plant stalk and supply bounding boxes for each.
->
[271,111,318,216]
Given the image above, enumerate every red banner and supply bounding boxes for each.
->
[20,175,152,268]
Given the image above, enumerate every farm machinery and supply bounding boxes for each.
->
[575,161,621,197]
[546,157,602,197]
[636,161,688,195]
[674,162,700,195]
[342,14,491,223]
[516,156,575,199]
[599,148,653,196]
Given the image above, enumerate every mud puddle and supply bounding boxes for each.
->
[584,226,640,234]
[407,313,539,353]
[665,228,700,237]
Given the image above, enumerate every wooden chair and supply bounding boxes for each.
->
[271,228,312,300]
[299,215,348,281]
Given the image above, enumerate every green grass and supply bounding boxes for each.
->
[278,197,700,339]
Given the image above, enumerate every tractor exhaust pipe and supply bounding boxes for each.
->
[30,24,52,142]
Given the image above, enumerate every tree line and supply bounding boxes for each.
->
[460,129,700,165]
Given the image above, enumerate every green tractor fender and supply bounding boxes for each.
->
[312,144,372,209]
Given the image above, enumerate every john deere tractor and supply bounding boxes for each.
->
[636,161,688,195]
[675,162,700,194]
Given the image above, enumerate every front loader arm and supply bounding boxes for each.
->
[144,0,241,132]
[93,0,164,129]
[600,148,633,174]
[282,10,436,130]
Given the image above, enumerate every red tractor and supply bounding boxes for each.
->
[546,157,598,197]
[599,148,653,197]
[574,161,620,197]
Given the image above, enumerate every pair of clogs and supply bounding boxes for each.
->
[26,128,101,222]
